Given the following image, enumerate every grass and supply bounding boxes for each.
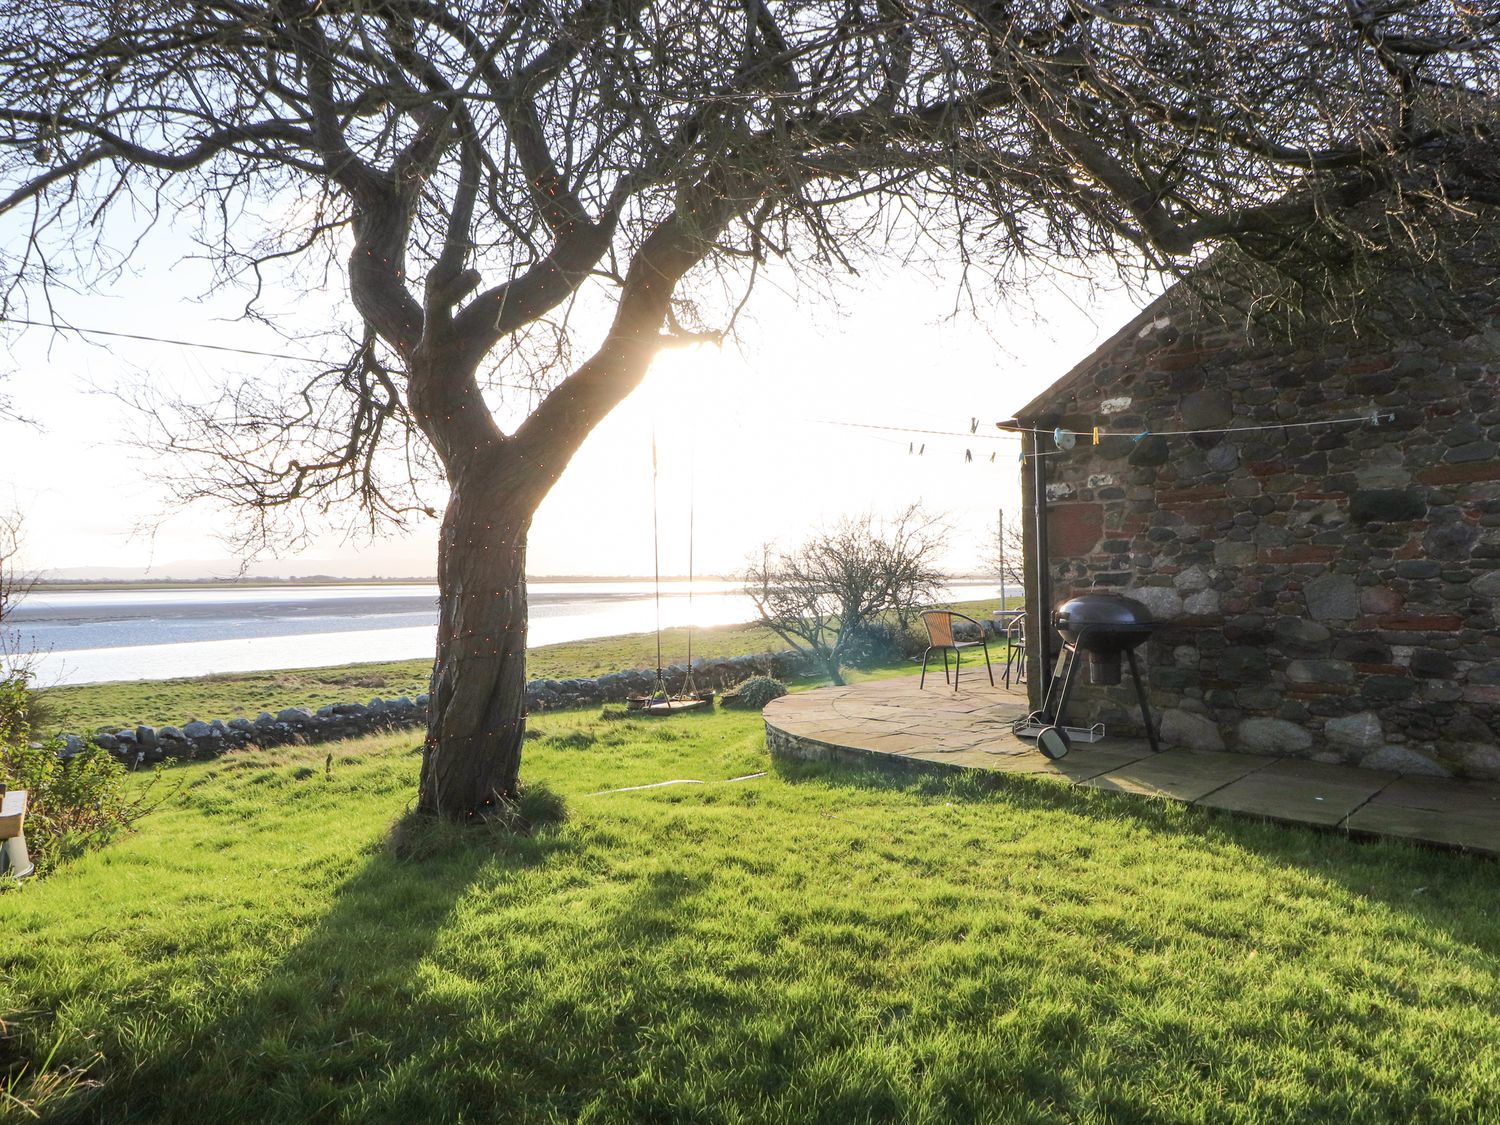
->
[2,708,1497,1123]
[37,601,999,733]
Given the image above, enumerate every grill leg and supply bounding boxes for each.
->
[1038,646,1068,723]
[1040,643,1084,728]
[1050,644,1085,730]
[1126,648,1161,754]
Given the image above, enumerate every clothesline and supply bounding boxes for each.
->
[809,407,1398,466]
[998,410,1396,446]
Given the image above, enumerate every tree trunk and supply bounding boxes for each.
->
[822,649,846,687]
[418,477,531,818]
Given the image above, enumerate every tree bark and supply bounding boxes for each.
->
[418,472,531,818]
[823,648,846,687]
[408,203,731,819]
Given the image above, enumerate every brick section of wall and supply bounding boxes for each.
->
[1023,301,1500,780]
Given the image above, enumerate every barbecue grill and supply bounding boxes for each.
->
[1054,593,1156,685]
[1016,593,1161,760]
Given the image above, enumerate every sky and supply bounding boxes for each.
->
[2,230,1154,581]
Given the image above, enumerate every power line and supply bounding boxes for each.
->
[1,314,539,392]
[808,418,1013,441]
[1,313,1405,445]
[3,315,336,364]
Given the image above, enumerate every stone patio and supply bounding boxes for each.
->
[763,678,1500,857]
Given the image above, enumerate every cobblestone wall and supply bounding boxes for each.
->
[1020,291,1500,779]
[61,652,813,764]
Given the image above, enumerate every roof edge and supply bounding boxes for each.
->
[1012,283,1181,421]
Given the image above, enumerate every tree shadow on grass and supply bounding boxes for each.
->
[770,753,1500,956]
[767,754,1500,1121]
[60,806,574,1125]
[32,743,1495,1123]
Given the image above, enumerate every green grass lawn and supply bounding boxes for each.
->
[37,600,1001,733]
[3,708,1497,1123]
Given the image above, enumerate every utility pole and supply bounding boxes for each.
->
[997,508,1007,611]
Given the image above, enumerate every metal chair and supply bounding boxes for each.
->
[919,610,994,690]
[1000,611,1027,689]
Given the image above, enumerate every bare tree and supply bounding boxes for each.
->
[1,2,1496,818]
[745,506,944,685]
[986,511,1025,606]
[0,514,36,686]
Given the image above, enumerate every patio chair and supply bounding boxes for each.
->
[1000,610,1027,689]
[919,610,994,690]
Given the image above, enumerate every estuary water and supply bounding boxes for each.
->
[14,579,999,686]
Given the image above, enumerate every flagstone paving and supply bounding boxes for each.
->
[763,678,1500,857]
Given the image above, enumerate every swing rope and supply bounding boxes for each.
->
[651,428,665,696]
[648,405,700,703]
[682,432,698,697]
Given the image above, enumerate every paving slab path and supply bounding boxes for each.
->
[763,678,1500,857]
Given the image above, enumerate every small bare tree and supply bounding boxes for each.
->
[986,511,1026,608]
[0,514,36,686]
[745,506,945,686]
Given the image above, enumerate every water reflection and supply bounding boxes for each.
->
[22,580,998,685]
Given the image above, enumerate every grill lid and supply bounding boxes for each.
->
[1053,593,1155,654]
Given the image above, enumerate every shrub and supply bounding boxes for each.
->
[721,676,788,711]
[1,678,138,880]
[838,622,910,668]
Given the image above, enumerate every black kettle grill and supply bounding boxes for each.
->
[1021,593,1161,760]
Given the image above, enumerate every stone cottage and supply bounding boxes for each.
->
[1013,264,1500,780]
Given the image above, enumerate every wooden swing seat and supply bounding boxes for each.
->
[637,698,710,716]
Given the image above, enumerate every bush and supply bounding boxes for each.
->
[838,622,915,668]
[721,676,788,711]
[1,678,138,880]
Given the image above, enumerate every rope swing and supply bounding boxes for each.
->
[632,423,711,716]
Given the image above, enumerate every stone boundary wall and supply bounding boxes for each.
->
[60,651,816,764]
[1020,292,1500,781]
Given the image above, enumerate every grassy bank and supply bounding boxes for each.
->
[38,601,1000,733]
[2,711,1496,1122]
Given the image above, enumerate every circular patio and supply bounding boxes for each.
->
[761,676,1500,855]
[761,676,1158,781]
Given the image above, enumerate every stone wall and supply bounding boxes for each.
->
[1019,294,1500,780]
[60,651,814,764]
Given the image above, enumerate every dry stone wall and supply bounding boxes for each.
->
[1021,298,1500,780]
[59,652,814,764]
